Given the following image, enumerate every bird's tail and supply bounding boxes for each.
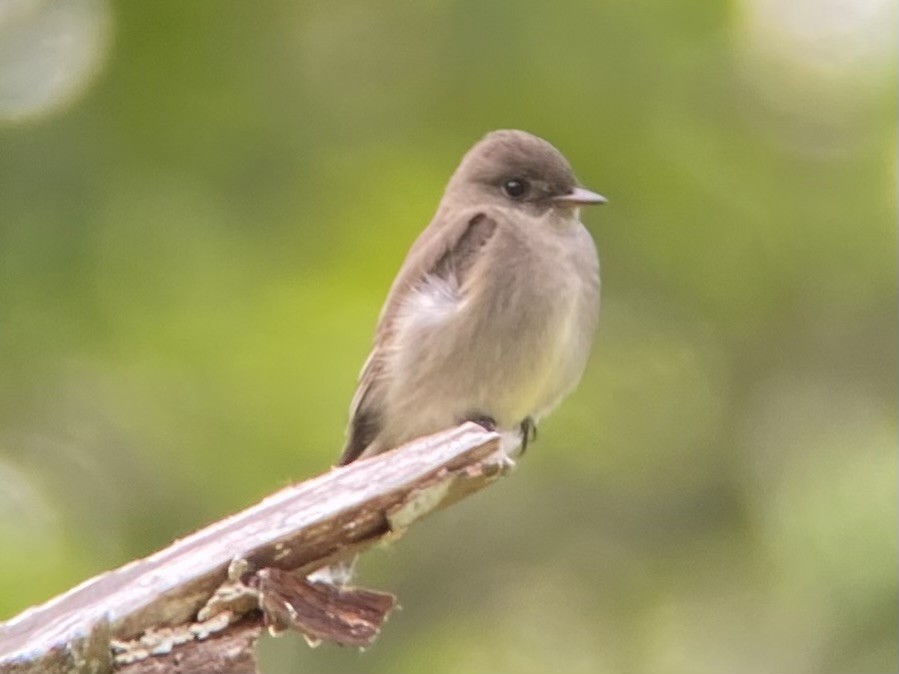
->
[307,556,358,586]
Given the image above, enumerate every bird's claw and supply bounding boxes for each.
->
[465,414,498,433]
[519,417,537,453]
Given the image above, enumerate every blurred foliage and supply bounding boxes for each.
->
[0,0,896,672]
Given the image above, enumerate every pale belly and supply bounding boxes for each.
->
[498,303,588,422]
[380,219,599,446]
[386,268,595,439]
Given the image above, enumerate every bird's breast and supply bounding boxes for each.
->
[464,219,600,423]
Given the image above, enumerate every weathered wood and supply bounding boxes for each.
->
[115,616,260,674]
[0,423,507,674]
[254,569,396,647]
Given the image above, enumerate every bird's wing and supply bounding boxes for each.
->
[337,209,499,465]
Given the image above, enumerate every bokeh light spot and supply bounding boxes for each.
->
[0,0,112,123]
[734,0,896,154]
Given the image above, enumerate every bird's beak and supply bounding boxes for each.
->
[554,187,608,206]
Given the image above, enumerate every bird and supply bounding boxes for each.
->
[338,129,605,466]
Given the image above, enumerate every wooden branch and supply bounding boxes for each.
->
[0,423,508,674]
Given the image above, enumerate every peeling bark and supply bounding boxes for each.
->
[0,424,508,674]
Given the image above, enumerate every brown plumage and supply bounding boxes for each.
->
[339,130,605,465]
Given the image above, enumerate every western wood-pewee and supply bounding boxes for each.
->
[339,129,606,465]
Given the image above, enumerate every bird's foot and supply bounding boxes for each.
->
[464,414,497,433]
[519,417,537,454]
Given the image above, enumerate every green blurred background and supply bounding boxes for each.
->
[1,1,896,672]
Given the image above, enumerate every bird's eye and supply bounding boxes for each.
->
[502,178,529,199]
